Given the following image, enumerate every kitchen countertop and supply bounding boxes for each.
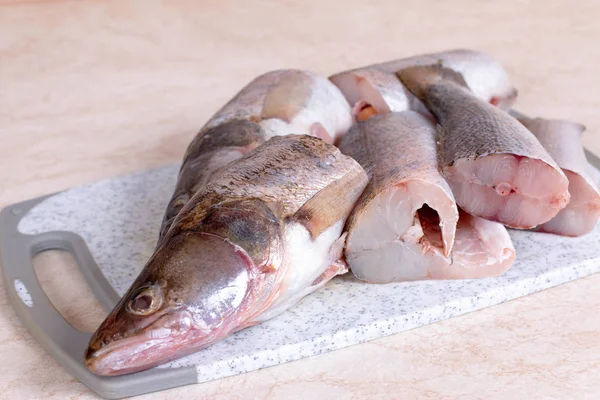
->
[1,1,599,399]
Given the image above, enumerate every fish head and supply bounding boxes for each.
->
[85,199,284,376]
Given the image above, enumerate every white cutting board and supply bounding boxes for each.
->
[17,163,600,384]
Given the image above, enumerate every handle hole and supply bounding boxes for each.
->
[33,250,107,332]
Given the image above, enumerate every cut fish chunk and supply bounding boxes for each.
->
[330,68,428,120]
[339,112,514,282]
[397,64,570,229]
[330,48,517,122]
[434,211,515,280]
[516,116,600,236]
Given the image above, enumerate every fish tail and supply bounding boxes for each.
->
[396,61,468,100]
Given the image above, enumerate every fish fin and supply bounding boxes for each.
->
[311,234,349,286]
[396,61,469,100]
[329,232,347,262]
[310,258,349,287]
[310,122,334,143]
[290,170,368,240]
[158,193,190,241]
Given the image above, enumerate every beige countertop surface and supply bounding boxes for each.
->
[1,1,600,399]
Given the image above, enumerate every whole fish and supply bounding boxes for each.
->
[515,115,600,236]
[338,112,514,282]
[397,64,570,229]
[330,48,518,121]
[159,69,354,239]
[85,134,368,375]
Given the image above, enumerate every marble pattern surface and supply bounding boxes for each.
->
[1,0,600,399]
[17,165,600,386]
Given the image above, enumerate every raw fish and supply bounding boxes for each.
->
[516,114,600,236]
[160,69,354,239]
[338,112,514,282]
[397,64,570,229]
[85,135,367,375]
[330,48,517,121]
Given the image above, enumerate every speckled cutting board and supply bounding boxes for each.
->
[18,164,600,384]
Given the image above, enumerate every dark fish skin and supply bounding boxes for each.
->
[159,119,266,240]
[85,134,367,376]
[396,65,556,168]
[159,69,353,240]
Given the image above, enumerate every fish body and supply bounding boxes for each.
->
[338,112,514,282]
[160,69,353,239]
[516,116,600,236]
[397,65,570,229]
[205,69,353,143]
[85,134,367,375]
[330,48,517,121]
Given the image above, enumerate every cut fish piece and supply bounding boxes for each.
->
[339,111,514,282]
[337,112,457,282]
[338,111,458,257]
[397,64,570,229]
[330,48,517,122]
[433,210,515,279]
[516,116,600,236]
[378,49,518,109]
[330,68,428,120]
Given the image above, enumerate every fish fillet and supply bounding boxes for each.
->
[397,64,570,229]
[338,112,514,283]
[516,115,600,236]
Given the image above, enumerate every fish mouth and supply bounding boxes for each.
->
[84,310,204,376]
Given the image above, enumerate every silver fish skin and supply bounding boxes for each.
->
[85,134,367,376]
[338,111,514,282]
[397,64,570,229]
[330,48,518,122]
[517,116,600,236]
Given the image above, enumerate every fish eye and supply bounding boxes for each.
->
[126,284,163,316]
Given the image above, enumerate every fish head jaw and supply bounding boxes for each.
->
[84,230,266,376]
